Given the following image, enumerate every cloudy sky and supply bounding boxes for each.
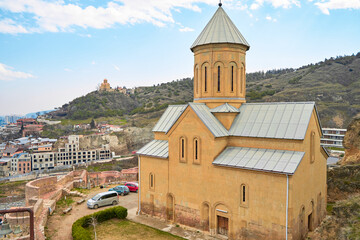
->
[0,0,359,115]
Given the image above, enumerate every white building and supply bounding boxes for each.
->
[320,128,347,148]
[32,152,55,171]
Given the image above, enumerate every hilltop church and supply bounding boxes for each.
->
[138,4,327,240]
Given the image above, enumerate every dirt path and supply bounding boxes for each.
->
[46,186,138,240]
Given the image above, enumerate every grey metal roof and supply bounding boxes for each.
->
[137,140,169,158]
[213,147,305,175]
[191,6,250,51]
[152,105,187,133]
[189,103,229,137]
[210,103,240,113]
[229,102,315,140]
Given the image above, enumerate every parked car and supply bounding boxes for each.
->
[108,185,130,196]
[125,182,139,192]
[87,191,118,209]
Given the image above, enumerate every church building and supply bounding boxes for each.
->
[137,4,327,240]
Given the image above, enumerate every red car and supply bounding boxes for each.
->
[124,182,138,192]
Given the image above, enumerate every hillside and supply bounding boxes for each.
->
[50,53,360,128]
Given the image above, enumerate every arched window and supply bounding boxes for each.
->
[310,131,315,163]
[217,66,221,92]
[149,173,155,190]
[240,184,248,207]
[193,137,200,164]
[180,137,187,163]
[204,66,208,92]
[195,66,199,94]
[231,66,234,92]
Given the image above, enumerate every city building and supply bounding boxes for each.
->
[16,118,37,127]
[137,5,327,240]
[320,128,346,148]
[11,153,31,174]
[56,135,110,166]
[0,158,11,176]
[32,152,55,171]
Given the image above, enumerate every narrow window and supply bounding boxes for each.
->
[181,138,185,158]
[242,185,246,202]
[149,173,155,190]
[195,140,198,160]
[180,137,187,162]
[240,184,248,207]
[204,67,207,92]
[231,66,234,92]
[310,131,315,163]
[195,67,199,94]
[217,66,221,92]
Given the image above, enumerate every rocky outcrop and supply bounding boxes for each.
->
[340,117,360,165]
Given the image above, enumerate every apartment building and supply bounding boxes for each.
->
[11,153,31,174]
[32,152,55,171]
[320,128,347,148]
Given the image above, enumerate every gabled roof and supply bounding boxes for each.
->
[153,105,187,133]
[137,140,169,159]
[213,146,305,175]
[189,103,229,137]
[191,6,250,51]
[210,103,240,113]
[229,102,316,140]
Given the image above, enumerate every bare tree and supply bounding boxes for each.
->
[90,215,98,240]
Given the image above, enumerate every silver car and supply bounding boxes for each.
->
[87,191,118,209]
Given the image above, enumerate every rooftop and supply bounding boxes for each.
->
[191,6,250,51]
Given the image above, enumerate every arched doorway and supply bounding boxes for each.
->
[214,203,231,237]
[201,202,210,231]
[308,201,314,231]
[166,194,174,221]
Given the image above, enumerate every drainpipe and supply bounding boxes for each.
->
[286,174,289,240]
[137,155,141,215]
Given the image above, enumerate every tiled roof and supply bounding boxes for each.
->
[229,102,316,140]
[152,105,187,133]
[213,147,305,175]
[137,140,169,158]
[191,6,250,51]
[210,103,240,113]
[189,103,229,137]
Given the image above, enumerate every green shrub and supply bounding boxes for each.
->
[72,206,128,240]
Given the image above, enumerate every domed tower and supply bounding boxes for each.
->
[191,4,250,108]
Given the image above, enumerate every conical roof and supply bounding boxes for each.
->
[191,6,250,51]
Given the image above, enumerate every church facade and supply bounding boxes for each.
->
[137,5,327,240]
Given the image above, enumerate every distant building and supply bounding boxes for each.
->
[0,158,11,176]
[4,115,23,124]
[31,152,55,171]
[16,118,37,127]
[11,153,31,174]
[56,135,110,167]
[320,128,346,148]
[99,79,111,91]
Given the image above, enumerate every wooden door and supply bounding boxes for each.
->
[217,215,229,236]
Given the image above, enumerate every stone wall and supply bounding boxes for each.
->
[17,168,137,240]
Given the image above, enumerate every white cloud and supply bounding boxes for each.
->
[179,26,194,32]
[315,0,360,15]
[64,68,73,72]
[0,18,29,34]
[265,15,277,21]
[0,0,217,34]
[91,61,96,65]
[0,63,35,81]
[249,0,300,9]
[113,64,120,71]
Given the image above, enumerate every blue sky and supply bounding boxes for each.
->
[0,0,359,115]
